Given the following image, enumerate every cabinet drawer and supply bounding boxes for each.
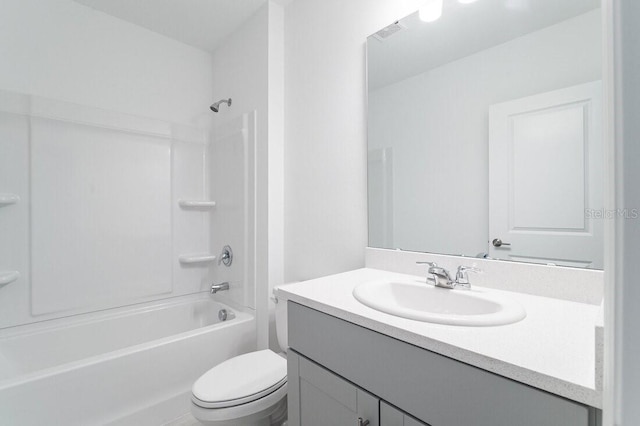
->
[289,302,594,426]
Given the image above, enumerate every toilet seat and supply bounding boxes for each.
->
[192,349,287,409]
[191,382,287,424]
[193,378,287,409]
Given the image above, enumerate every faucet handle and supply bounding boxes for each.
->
[457,265,482,273]
[416,261,438,285]
[455,265,482,289]
[218,245,233,267]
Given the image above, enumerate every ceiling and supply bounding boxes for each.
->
[73,0,280,52]
[368,0,600,90]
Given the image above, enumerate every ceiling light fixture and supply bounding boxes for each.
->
[419,0,444,22]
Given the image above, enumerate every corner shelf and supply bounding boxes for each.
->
[178,254,216,265]
[178,200,216,210]
[0,194,20,207]
[0,271,20,288]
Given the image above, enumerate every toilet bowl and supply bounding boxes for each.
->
[191,288,290,426]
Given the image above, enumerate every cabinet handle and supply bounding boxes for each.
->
[358,417,370,426]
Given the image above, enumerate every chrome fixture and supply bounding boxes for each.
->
[210,98,232,113]
[218,245,233,267]
[211,282,230,294]
[416,262,481,290]
[417,261,453,288]
[492,238,511,248]
[475,252,493,259]
[454,265,481,290]
[218,309,228,321]
[217,308,236,322]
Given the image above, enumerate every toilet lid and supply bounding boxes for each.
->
[192,349,287,408]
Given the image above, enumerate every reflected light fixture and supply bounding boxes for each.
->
[505,0,530,10]
[419,0,444,22]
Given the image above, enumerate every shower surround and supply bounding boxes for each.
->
[0,90,259,424]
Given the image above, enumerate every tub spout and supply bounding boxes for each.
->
[210,282,230,294]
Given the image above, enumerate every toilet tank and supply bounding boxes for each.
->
[273,287,289,352]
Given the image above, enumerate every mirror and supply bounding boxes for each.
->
[367,0,603,269]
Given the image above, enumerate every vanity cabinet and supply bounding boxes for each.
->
[287,301,600,426]
[380,402,428,426]
[288,351,380,426]
[288,349,427,426]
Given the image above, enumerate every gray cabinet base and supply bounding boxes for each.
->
[288,301,601,426]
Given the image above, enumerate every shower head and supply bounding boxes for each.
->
[210,98,232,113]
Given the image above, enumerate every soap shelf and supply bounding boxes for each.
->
[178,254,216,265]
[0,271,20,288]
[0,194,20,207]
[178,200,216,210]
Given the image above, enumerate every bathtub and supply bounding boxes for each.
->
[0,294,256,425]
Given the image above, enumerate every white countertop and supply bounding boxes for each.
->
[278,268,602,408]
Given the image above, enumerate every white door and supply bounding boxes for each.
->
[488,81,603,269]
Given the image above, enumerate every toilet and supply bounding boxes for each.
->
[191,289,289,426]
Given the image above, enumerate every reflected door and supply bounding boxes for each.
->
[488,81,603,268]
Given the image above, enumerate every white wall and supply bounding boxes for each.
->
[368,10,601,256]
[267,3,286,351]
[211,2,284,349]
[283,0,424,282]
[0,0,213,125]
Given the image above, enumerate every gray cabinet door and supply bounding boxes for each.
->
[381,402,429,426]
[288,350,379,426]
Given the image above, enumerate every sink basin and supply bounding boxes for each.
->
[352,280,526,326]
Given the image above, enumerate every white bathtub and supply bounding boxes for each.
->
[0,294,256,425]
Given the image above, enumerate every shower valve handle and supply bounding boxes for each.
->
[218,245,233,267]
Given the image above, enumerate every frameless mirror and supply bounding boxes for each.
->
[367,0,603,269]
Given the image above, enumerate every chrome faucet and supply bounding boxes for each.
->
[454,266,481,290]
[417,262,454,288]
[416,262,481,290]
[210,282,230,294]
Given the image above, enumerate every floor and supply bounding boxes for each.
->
[164,413,200,426]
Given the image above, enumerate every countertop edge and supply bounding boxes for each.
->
[282,291,603,409]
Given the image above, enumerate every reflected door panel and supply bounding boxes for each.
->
[489,81,603,268]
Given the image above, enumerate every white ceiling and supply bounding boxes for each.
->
[368,0,600,90]
[73,0,273,52]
